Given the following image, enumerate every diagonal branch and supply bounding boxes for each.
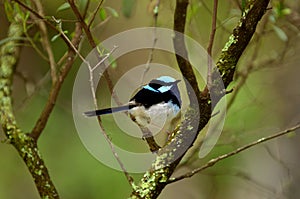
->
[216,0,270,88]
[168,123,300,183]
[0,3,59,198]
[30,22,83,139]
[87,0,104,28]
[130,0,270,198]
[31,0,57,84]
[68,0,116,103]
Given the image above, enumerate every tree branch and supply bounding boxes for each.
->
[168,123,300,183]
[173,0,201,98]
[68,0,116,105]
[206,0,218,91]
[31,0,57,84]
[130,0,270,198]
[216,0,270,88]
[30,22,83,140]
[0,3,59,198]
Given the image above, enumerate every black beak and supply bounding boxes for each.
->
[174,79,181,84]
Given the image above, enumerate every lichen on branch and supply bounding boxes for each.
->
[0,2,59,199]
[130,0,270,198]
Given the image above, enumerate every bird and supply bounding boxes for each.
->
[84,76,182,151]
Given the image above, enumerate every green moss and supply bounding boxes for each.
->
[222,34,238,52]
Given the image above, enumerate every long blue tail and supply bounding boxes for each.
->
[84,105,135,117]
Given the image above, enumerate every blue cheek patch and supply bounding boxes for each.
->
[143,85,159,92]
[158,85,172,93]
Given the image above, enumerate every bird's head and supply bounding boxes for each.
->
[147,76,180,92]
[144,76,181,106]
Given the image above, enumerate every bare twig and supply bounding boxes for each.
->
[56,2,133,185]
[52,17,87,63]
[198,0,231,34]
[31,0,57,83]
[68,0,116,103]
[96,116,135,186]
[82,0,90,18]
[168,123,300,183]
[13,0,78,49]
[205,0,218,93]
[68,0,96,48]
[87,45,118,107]
[86,48,134,187]
[90,46,118,71]
[141,0,160,84]
[31,22,83,139]
[87,0,104,29]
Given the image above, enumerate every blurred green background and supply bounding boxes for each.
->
[1,0,300,198]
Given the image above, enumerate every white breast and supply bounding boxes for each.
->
[129,101,180,135]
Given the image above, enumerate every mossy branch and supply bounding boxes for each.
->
[130,0,270,198]
[0,3,59,198]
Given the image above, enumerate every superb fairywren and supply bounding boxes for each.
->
[84,76,182,151]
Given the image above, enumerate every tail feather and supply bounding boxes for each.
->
[84,105,135,117]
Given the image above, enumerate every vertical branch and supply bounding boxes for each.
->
[173,0,201,98]
[0,3,59,198]
[206,0,218,91]
[141,0,160,84]
[31,0,57,83]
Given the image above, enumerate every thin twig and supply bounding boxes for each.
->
[82,0,90,18]
[13,0,76,49]
[68,0,117,104]
[91,46,118,71]
[206,0,218,90]
[86,47,134,187]
[97,117,135,186]
[31,0,57,83]
[65,2,133,185]
[68,0,96,48]
[83,45,134,187]
[22,22,49,61]
[52,17,87,63]
[198,0,231,34]
[168,123,300,184]
[87,46,118,107]
[88,0,104,29]
[30,22,83,139]
[141,0,160,84]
